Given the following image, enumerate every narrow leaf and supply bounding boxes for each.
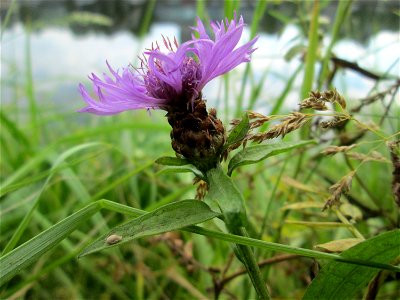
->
[155,156,189,166]
[156,165,203,178]
[224,113,250,151]
[0,202,100,286]
[303,230,400,300]
[79,200,220,257]
[228,140,315,176]
[2,143,105,255]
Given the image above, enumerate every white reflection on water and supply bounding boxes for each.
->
[1,22,399,115]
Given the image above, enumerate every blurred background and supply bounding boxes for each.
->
[1,1,399,299]
[2,0,399,114]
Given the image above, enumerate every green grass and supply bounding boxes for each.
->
[1,0,399,299]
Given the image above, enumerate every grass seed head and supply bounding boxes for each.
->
[252,112,308,142]
[323,172,355,211]
[321,144,356,155]
[346,151,389,163]
[300,88,347,110]
[319,115,349,129]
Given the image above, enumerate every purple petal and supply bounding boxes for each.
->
[146,50,183,93]
[78,15,257,116]
[206,37,258,82]
[192,17,210,39]
[190,15,258,90]
[78,64,169,115]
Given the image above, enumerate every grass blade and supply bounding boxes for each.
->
[1,143,104,255]
[300,0,320,99]
[0,202,100,286]
[318,0,353,88]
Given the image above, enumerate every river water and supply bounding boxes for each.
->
[1,0,399,115]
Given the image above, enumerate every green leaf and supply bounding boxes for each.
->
[1,199,397,287]
[303,230,400,300]
[284,44,307,61]
[228,140,315,176]
[2,143,106,255]
[156,165,203,178]
[155,156,189,166]
[0,202,101,287]
[206,166,247,228]
[79,200,220,257]
[223,113,250,151]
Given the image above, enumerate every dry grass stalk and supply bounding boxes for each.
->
[300,98,328,110]
[322,89,347,109]
[346,151,390,163]
[230,112,271,130]
[323,172,355,210]
[300,89,347,110]
[354,120,380,132]
[247,111,271,129]
[250,112,309,142]
[351,82,399,113]
[300,92,328,110]
[321,144,356,155]
[319,115,349,128]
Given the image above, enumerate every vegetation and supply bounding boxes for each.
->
[1,0,399,299]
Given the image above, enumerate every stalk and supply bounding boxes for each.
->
[232,227,271,299]
[206,165,270,299]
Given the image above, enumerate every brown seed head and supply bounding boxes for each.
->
[323,172,354,210]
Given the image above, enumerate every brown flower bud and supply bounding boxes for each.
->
[166,97,226,172]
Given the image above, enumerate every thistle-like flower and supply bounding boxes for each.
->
[79,15,258,171]
[79,15,257,114]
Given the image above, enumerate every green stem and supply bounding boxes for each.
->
[300,0,320,99]
[2,199,399,287]
[318,0,353,89]
[233,227,270,299]
[206,166,270,299]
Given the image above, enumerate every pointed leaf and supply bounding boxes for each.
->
[0,202,101,286]
[79,200,220,257]
[155,156,190,166]
[156,165,204,178]
[223,113,250,151]
[303,230,400,300]
[228,140,315,176]
[206,167,247,228]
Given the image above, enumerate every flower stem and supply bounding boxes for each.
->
[206,166,270,299]
[231,226,271,299]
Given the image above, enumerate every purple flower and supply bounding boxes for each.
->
[79,15,258,115]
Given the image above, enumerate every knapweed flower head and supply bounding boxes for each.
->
[78,15,258,115]
[79,15,257,172]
